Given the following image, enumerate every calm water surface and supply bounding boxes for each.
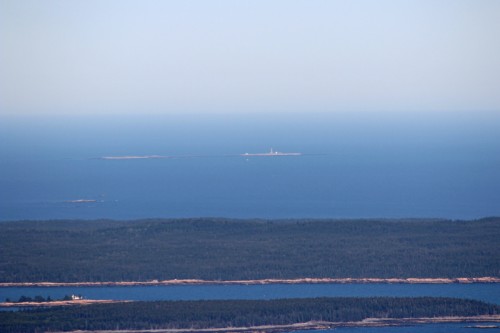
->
[1,113,499,220]
[1,283,499,304]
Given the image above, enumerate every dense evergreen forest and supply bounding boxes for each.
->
[0,297,498,333]
[0,218,498,282]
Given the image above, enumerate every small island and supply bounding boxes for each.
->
[1,294,126,308]
[4,294,83,303]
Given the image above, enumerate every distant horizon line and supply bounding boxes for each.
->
[1,216,498,223]
[2,109,500,118]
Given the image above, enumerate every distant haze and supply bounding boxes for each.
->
[1,0,500,115]
[1,1,499,219]
[0,112,499,220]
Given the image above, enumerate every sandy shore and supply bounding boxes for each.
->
[52,315,500,333]
[1,277,499,287]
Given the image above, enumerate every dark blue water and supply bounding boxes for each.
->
[1,283,499,304]
[1,112,499,220]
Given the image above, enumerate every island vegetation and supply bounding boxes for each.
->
[0,297,498,333]
[0,218,498,282]
[4,295,82,303]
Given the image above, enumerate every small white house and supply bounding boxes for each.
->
[71,294,83,300]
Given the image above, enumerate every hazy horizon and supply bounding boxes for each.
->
[1,1,499,220]
[1,110,499,220]
[2,0,500,116]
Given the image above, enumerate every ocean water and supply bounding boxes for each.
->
[1,283,499,304]
[0,112,499,220]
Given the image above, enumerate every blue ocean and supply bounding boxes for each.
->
[1,112,499,220]
[1,283,499,304]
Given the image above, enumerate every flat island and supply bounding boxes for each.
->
[0,295,127,308]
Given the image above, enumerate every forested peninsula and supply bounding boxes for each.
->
[0,218,498,282]
[0,297,499,333]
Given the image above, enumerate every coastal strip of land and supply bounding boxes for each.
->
[1,276,499,287]
[54,316,500,333]
[2,218,498,282]
[0,299,129,307]
[1,297,498,333]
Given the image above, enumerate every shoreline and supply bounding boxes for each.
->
[1,277,499,287]
[53,315,500,333]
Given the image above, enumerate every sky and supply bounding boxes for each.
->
[1,0,500,116]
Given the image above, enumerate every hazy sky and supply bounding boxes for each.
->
[1,0,499,116]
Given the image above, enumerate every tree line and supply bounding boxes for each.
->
[0,297,498,333]
[4,295,81,303]
[0,217,498,282]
